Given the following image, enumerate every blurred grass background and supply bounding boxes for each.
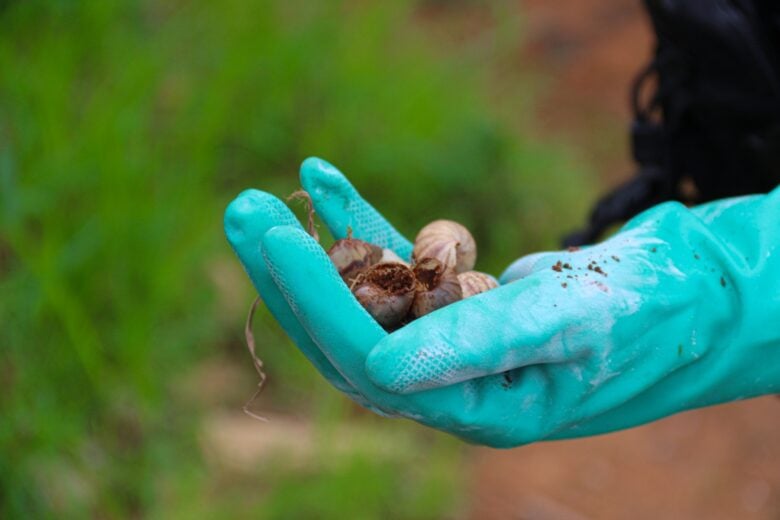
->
[0,0,594,517]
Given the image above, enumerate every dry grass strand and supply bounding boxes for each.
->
[243,296,269,422]
[287,189,319,242]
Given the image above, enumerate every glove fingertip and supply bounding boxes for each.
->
[300,156,353,200]
[224,189,262,238]
[300,156,334,174]
[224,189,295,251]
[365,336,425,395]
[260,224,312,258]
[365,348,405,394]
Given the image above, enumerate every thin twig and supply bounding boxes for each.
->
[243,296,269,422]
[349,270,367,291]
[287,189,319,242]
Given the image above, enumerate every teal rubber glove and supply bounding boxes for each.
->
[225,157,780,448]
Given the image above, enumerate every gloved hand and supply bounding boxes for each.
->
[225,157,780,448]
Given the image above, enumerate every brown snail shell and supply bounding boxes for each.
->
[458,271,499,298]
[410,257,463,318]
[327,237,383,284]
[413,220,476,274]
[352,262,416,329]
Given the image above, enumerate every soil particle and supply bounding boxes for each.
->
[561,282,568,288]
[651,247,657,253]
[720,276,727,287]
[563,262,572,270]
[366,263,416,294]
[552,261,563,272]
[594,266,607,276]
[611,255,620,262]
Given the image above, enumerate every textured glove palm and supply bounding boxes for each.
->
[224,157,780,447]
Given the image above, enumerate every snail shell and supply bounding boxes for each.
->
[352,262,416,329]
[327,237,383,284]
[413,220,476,274]
[458,271,498,298]
[410,257,462,318]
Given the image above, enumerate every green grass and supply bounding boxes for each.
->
[0,1,594,517]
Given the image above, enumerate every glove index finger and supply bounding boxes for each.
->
[300,157,413,259]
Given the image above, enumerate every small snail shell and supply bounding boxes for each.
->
[458,271,498,298]
[413,220,476,274]
[327,237,383,284]
[410,258,462,318]
[352,262,416,329]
